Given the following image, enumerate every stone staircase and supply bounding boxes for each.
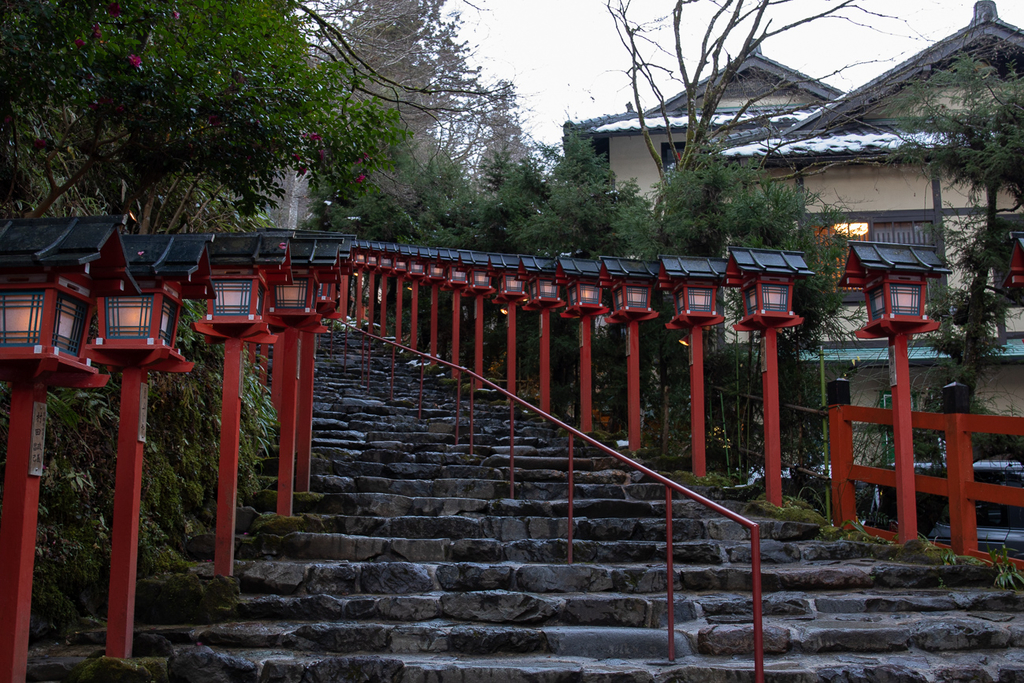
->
[28,331,1024,682]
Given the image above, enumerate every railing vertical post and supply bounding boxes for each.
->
[395,276,404,345]
[355,271,364,329]
[379,273,388,338]
[509,403,516,500]
[944,381,976,556]
[410,280,419,352]
[365,335,372,390]
[540,308,551,413]
[455,374,461,446]
[751,525,764,683]
[390,344,396,401]
[343,325,349,371]
[430,283,439,364]
[690,327,707,477]
[665,485,675,661]
[418,358,425,420]
[579,314,592,432]
[890,333,918,542]
[762,327,782,505]
[469,384,475,455]
[568,434,574,565]
[827,379,856,527]
[367,271,376,333]
[627,319,641,451]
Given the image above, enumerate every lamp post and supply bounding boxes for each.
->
[657,256,728,477]
[86,234,214,660]
[425,251,447,362]
[405,247,431,352]
[442,251,470,377]
[600,257,660,451]
[391,246,411,345]
[378,246,393,338]
[0,215,137,683]
[725,247,812,506]
[192,234,287,575]
[276,233,342,496]
[352,243,367,329]
[557,258,608,433]
[365,247,379,333]
[840,242,948,542]
[491,254,528,396]
[462,251,495,390]
[520,257,564,414]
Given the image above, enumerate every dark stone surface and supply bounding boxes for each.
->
[168,646,258,683]
[447,626,549,654]
[360,562,434,594]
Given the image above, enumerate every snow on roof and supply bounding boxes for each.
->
[722,131,907,158]
[590,108,819,134]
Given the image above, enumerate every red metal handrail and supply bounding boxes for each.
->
[342,323,764,679]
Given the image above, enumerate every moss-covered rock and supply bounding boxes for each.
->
[293,492,323,513]
[249,514,308,536]
[250,490,278,513]
[137,658,169,683]
[197,575,239,623]
[67,656,155,683]
[743,499,828,526]
[134,573,238,625]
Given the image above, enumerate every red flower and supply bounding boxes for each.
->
[172,10,180,19]
[92,24,102,39]
[115,105,125,113]
[319,149,326,161]
[298,167,307,176]
[108,3,121,18]
[89,102,98,110]
[307,133,321,142]
[33,138,46,149]
[292,153,301,161]
[127,54,142,69]
[355,173,366,184]
[74,38,85,48]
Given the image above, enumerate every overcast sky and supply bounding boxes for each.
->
[453,0,1024,145]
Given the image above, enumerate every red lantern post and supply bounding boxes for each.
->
[658,256,728,477]
[378,247,393,338]
[442,251,471,377]
[520,257,564,414]
[391,246,411,344]
[725,247,812,506]
[492,255,528,395]
[352,244,367,328]
[0,216,138,682]
[425,252,447,362]
[557,258,608,432]
[462,251,495,390]
[87,234,214,659]
[405,247,431,352]
[600,258,660,451]
[840,242,948,542]
[192,234,287,575]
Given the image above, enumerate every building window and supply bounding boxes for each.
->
[661,142,686,170]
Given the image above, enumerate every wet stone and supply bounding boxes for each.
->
[377,595,442,621]
[360,562,435,594]
[447,625,549,655]
[697,624,791,655]
[238,561,307,595]
[435,563,514,591]
[440,590,560,623]
[305,563,360,595]
[912,618,1012,651]
[515,565,614,593]
[560,596,649,627]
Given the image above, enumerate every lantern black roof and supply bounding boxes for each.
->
[519,255,558,275]
[0,215,139,294]
[123,234,212,278]
[489,253,523,271]
[848,242,949,275]
[458,250,491,268]
[557,257,603,279]
[727,247,813,277]
[206,233,289,266]
[658,255,729,280]
[435,248,462,264]
[599,256,659,280]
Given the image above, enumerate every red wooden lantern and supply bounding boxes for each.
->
[658,255,728,477]
[403,246,431,352]
[725,247,812,506]
[839,241,948,542]
[600,257,660,451]
[0,215,138,683]
[85,234,214,660]
[519,256,563,414]
[490,254,527,395]
[557,258,607,432]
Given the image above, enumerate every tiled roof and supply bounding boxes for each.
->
[727,248,813,276]
[600,256,659,280]
[848,242,950,274]
[124,234,212,279]
[658,255,729,280]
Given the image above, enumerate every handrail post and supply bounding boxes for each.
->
[390,344,396,401]
[751,524,764,683]
[666,486,675,661]
[418,357,425,420]
[944,382,976,556]
[567,434,574,565]
[509,403,515,500]
[343,325,349,372]
[455,374,461,446]
[827,379,856,528]
[365,334,372,390]
[469,383,475,456]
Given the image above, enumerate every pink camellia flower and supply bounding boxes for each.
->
[307,133,321,142]
[319,149,326,161]
[292,153,301,161]
[74,38,85,48]
[298,166,307,176]
[172,10,180,19]
[92,24,102,39]
[128,54,142,68]
[355,173,366,184]
[33,139,46,149]
[108,2,121,18]
[88,102,99,110]
[115,105,125,113]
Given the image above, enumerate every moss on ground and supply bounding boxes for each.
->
[67,657,157,683]
[743,498,828,526]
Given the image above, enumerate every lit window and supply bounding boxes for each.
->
[159,299,178,344]
[504,274,524,293]
[213,281,251,316]
[105,295,153,338]
[429,264,446,279]
[275,278,309,309]
[473,271,491,288]
[0,291,44,345]
[451,268,468,283]
[761,284,788,312]
[380,257,393,269]
[890,284,921,316]
[625,286,647,309]
[53,295,87,355]
[411,262,425,275]
[832,223,869,240]
[868,286,885,320]
[743,287,757,316]
[688,287,714,312]
[539,279,559,299]
[580,283,601,305]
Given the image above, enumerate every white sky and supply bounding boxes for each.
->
[452,0,1024,145]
